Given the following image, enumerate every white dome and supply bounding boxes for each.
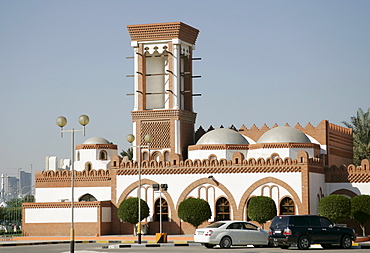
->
[257,126,311,144]
[196,128,249,145]
[83,137,110,144]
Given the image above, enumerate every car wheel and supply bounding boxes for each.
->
[203,243,215,248]
[220,236,232,249]
[280,245,289,249]
[297,235,310,250]
[340,235,352,249]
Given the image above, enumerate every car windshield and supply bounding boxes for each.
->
[271,216,289,227]
[206,222,225,228]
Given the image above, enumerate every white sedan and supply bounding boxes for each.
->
[194,220,269,249]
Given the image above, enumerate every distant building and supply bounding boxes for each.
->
[20,171,32,196]
[23,22,369,237]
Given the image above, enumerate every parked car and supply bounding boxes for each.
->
[268,215,356,250]
[194,220,269,248]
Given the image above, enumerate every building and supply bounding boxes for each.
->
[23,22,370,236]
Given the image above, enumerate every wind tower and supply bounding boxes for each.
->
[127,22,200,161]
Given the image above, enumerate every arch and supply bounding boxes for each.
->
[85,162,92,171]
[154,197,168,222]
[99,150,108,160]
[151,151,161,162]
[164,151,170,162]
[279,196,295,215]
[116,178,176,222]
[177,177,238,221]
[238,177,302,216]
[330,189,358,198]
[215,197,230,221]
[79,193,97,202]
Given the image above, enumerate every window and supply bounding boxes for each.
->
[154,198,168,222]
[227,222,243,229]
[99,150,107,160]
[85,162,92,171]
[280,197,295,215]
[77,151,81,161]
[216,197,230,221]
[79,194,97,202]
[244,223,258,230]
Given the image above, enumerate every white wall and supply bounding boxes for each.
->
[25,207,98,223]
[309,172,326,214]
[36,187,111,202]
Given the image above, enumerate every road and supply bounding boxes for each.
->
[0,243,367,253]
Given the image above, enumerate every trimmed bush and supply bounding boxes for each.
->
[248,196,277,225]
[351,195,370,236]
[318,195,350,223]
[178,198,211,228]
[117,197,150,225]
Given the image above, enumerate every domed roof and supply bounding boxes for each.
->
[257,126,311,144]
[196,128,249,145]
[83,137,110,144]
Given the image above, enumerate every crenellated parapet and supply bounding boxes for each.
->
[325,159,370,183]
[35,169,112,187]
[116,154,313,176]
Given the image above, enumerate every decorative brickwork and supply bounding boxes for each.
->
[141,120,170,148]
[325,159,370,183]
[35,169,112,188]
[127,22,199,44]
[76,144,117,150]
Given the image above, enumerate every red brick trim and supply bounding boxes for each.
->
[116,179,177,222]
[176,177,238,220]
[329,189,358,197]
[238,177,302,219]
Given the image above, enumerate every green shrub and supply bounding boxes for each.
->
[318,195,350,223]
[351,195,370,236]
[178,198,211,228]
[117,197,150,225]
[247,196,277,225]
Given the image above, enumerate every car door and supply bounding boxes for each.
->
[226,222,245,245]
[319,217,340,243]
[242,222,265,244]
[308,216,335,243]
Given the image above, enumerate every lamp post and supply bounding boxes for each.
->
[126,133,153,244]
[56,114,89,253]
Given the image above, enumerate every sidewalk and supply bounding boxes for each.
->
[0,235,369,249]
[0,234,196,247]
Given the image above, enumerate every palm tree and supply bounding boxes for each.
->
[343,108,370,165]
[120,147,133,161]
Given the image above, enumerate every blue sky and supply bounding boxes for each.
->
[1,0,369,177]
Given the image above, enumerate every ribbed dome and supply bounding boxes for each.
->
[196,128,249,145]
[257,126,311,144]
[83,137,110,144]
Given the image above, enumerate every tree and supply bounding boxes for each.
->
[247,196,277,226]
[23,195,35,202]
[351,195,370,236]
[343,108,370,165]
[178,198,212,228]
[120,147,133,161]
[117,197,149,225]
[318,195,351,223]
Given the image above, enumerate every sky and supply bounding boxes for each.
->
[1,0,369,178]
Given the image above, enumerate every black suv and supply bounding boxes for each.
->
[268,215,356,250]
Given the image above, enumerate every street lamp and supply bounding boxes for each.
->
[56,114,89,253]
[126,133,153,244]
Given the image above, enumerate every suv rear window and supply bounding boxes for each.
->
[271,216,289,227]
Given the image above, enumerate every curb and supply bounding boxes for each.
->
[104,243,201,249]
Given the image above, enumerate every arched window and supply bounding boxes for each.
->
[164,151,170,162]
[280,197,295,215]
[77,151,81,161]
[154,197,168,222]
[79,194,97,202]
[99,150,107,160]
[216,197,230,221]
[85,162,92,171]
